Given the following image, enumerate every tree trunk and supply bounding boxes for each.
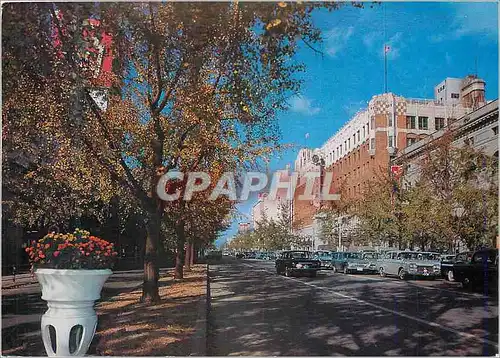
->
[174,220,185,280]
[141,210,161,303]
[185,240,192,272]
[190,243,194,266]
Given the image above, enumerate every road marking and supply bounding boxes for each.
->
[279,275,498,348]
[244,263,492,299]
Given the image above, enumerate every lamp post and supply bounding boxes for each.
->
[311,154,325,251]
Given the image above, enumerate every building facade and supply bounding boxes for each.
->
[394,99,498,186]
[291,75,487,249]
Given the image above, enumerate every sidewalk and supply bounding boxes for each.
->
[2,267,207,356]
[90,265,207,356]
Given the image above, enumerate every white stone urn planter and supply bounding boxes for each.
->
[36,268,112,356]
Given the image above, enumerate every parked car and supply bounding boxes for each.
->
[453,249,498,292]
[275,250,321,277]
[244,251,256,259]
[377,251,441,280]
[361,251,379,271]
[205,250,223,261]
[312,250,334,270]
[255,252,266,260]
[235,252,244,259]
[331,252,377,274]
[265,252,277,261]
[440,252,473,281]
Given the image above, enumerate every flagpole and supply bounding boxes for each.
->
[384,45,388,93]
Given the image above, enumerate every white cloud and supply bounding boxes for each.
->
[325,26,354,57]
[428,3,498,43]
[362,31,402,60]
[289,96,320,116]
[379,32,402,60]
[453,3,498,39]
[362,31,382,49]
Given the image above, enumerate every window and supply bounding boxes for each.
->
[353,134,356,145]
[388,115,393,127]
[357,130,360,142]
[435,117,445,131]
[363,126,366,139]
[406,116,416,129]
[370,138,375,150]
[418,116,428,130]
[493,126,498,135]
[367,122,369,132]
[371,117,375,130]
[407,137,417,147]
[344,141,347,151]
[451,93,459,99]
[388,135,394,148]
[348,138,351,149]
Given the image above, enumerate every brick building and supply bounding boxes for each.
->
[292,75,486,250]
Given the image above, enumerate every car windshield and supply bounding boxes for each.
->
[346,252,362,259]
[290,251,311,259]
[362,252,377,259]
[398,252,439,260]
[418,253,440,260]
[316,252,332,259]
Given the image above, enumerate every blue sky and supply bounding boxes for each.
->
[216,2,499,246]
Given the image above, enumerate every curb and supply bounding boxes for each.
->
[188,263,209,356]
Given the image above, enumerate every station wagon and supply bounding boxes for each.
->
[378,251,441,280]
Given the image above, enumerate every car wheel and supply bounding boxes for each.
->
[332,266,336,274]
[398,268,407,280]
[343,266,349,274]
[447,270,454,282]
[285,267,292,277]
[379,267,386,277]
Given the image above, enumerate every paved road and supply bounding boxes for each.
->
[207,258,498,356]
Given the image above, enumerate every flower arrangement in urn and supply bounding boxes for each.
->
[25,228,118,270]
[27,229,117,357]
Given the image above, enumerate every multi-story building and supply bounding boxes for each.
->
[251,168,292,229]
[292,75,487,250]
[394,99,498,186]
[237,222,251,234]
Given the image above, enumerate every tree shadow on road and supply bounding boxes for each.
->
[207,263,498,356]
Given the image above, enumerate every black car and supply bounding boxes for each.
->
[453,249,498,293]
[440,251,473,281]
[275,250,321,277]
[235,252,244,259]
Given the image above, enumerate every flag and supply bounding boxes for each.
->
[384,45,391,53]
[305,133,310,139]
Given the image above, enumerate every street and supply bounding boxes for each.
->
[208,257,498,356]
